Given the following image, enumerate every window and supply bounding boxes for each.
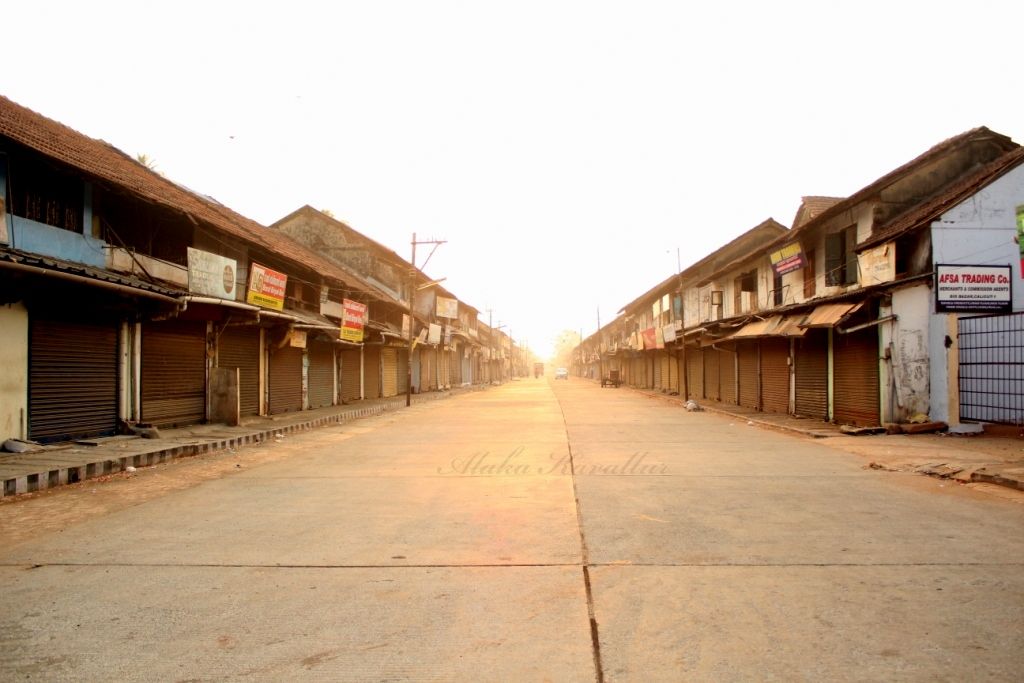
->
[803,249,817,298]
[825,225,858,286]
[734,269,758,313]
[772,271,784,306]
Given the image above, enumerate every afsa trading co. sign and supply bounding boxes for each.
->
[935,264,1012,313]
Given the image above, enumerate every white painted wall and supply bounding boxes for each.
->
[932,163,1024,311]
[0,303,28,441]
[887,284,932,421]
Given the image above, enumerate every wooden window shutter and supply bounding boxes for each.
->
[825,233,843,286]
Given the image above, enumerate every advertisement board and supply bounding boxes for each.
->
[246,263,287,310]
[769,242,806,276]
[436,296,458,319]
[935,264,1012,313]
[340,299,368,342]
[188,247,238,300]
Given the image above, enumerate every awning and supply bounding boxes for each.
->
[731,314,809,339]
[800,302,864,328]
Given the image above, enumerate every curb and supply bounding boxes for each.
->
[1,386,482,499]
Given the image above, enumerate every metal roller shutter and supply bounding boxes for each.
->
[398,349,409,393]
[719,347,737,404]
[29,318,119,443]
[687,346,704,399]
[364,347,381,398]
[668,352,679,394]
[737,341,759,409]
[269,345,303,414]
[834,327,880,426]
[661,355,671,391]
[382,347,399,397]
[653,353,663,389]
[218,326,260,417]
[703,348,720,401]
[761,338,790,414]
[795,330,828,420]
[420,348,434,391]
[142,320,206,427]
[340,348,361,402]
[308,341,334,409]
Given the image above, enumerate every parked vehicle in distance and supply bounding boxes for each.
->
[555,367,569,380]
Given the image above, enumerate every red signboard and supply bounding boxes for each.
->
[340,299,368,342]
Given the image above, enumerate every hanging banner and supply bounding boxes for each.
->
[662,323,677,344]
[935,264,1012,313]
[641,327,657,350]
[769,242,806,276]
[655,326,666,350]
[246,262,287,310]
[436,296,458,319]
[340,299,368,342]
[187,247,237,300]
[428,323,442,345]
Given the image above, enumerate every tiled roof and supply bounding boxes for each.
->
[858,146,1024,252]
[0,95,361,291]
[785,126,1018,242]
[791,196,844,230]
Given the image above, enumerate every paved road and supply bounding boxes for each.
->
[1,379,1022,681]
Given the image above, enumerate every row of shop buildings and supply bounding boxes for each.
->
[0,95,522,445]
[574,126,1024,428]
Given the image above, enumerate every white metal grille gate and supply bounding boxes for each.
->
[959,311,1024,424]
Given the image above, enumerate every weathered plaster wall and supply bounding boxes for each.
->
[887,284,931,421]
[0,303,29,441]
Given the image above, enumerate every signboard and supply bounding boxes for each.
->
[246,263,287,310]
[641,327,657,350]
[289,330,307,348]
[428,323,442,345]
[402,314,411,340]
[187,247,238,300]
[340,299,368,343]
[935,264,1012,313]
[444,325,452,346]
[655,326,665,350]
[1017,204,1024,277]
[436,296,458,319]
[662,323,677,344]
[858,242,896,285]
[769,242,806,276]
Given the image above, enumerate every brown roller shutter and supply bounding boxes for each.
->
[738,341,759,409]
[687,346,704,399]
[398,349,409,393]
[653,352,663,389]
[364,347,381,398]
[668,352,679,394]
[761,338,790,414]
[719,347,737,405]
[382,347,399,397]
[340,348,361,401]
[308,341,334,409]
[661,354,671,391]
[703,348,720,401]
[218,326,260,417]
[30,318,119,443]
[420,348,434,391]
[834,327,880,426]
[795,330,828,420]
[142,320,206,427]
[269,345,303,414]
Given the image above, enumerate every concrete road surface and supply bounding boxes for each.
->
[1,378,1022,681]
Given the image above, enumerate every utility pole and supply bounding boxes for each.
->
[407,233,446,407]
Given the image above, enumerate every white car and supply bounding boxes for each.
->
[555,368,569,380]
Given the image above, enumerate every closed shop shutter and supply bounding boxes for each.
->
[661,354,671,391]
[668,352,679,394]
[687,346,704,399]
[834,327,880,426]
[720,347,737,404]
[795,330,828,420]
[29,318,119,443]
[308,340,334,409]
[653,353,663,389]
[142,320,206,427]
[340,348,361,402]
[737,341,759,409]
[703,348,720,401]
[761,338,789,414]
[398,349,409,393]
[218,326,260,417]
[269,345,303,414]
[364,347,381,398]
[381,347,399,397]
[420,347,434,391]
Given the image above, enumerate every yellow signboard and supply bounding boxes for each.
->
[246,263,287,310]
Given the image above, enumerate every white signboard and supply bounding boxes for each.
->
[662,323,677,344]
[187,247,238,300]
[858,242,896,285]
[936,264,1012,313]
[436,296,458,319]
[428,323,442,345]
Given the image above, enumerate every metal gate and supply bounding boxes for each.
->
[959,311,1024,424]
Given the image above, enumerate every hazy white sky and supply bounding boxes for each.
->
[4,1,1022,357]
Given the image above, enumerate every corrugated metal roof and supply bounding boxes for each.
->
[801,302,864,328]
